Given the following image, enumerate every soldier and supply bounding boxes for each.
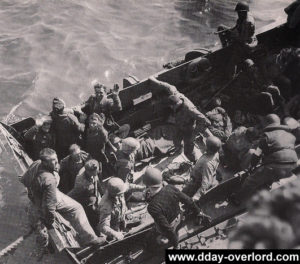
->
[84,113,109,164]
[98,177,145,241]
[205,98,232,142]
[231,114,298,203]
[115,137,140,182]
[58,144,91,193]
[183,136,221,200]
[21,148,105,246]
[68,159,102,230]
[51,97,85,160]
[24,116,55,160]
[143,167,201,248]
[285,0,300,45]
[218,2,257,49]
[81,80,122,131]
[167,92,211,162]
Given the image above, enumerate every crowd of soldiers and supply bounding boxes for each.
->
[19,1,300,252]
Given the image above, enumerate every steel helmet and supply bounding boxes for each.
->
[206,136,222,154]
[107,177,127,196]
[263,114,281,127]
[235,2,249,12]
[121,137,140,154]
[143,167,162,187]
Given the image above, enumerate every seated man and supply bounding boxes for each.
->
[115,137,140,182]
[20,148,104,246]
[218,1,257,49]
[205,98,232,142]
[68,159,102,230]
[81,80,122,131]
[59,144,91,193]
[24,116,55,160]
[143,167,201,248]
[183,136,221,200]
[98,177,145,240]
[231,114,298,203]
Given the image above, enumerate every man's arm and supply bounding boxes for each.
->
[69,113,85,133]
[148,76,178,95]
[148,205,179,247]
[188,105,211,127]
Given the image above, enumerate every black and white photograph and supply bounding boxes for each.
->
[0,0,299,263]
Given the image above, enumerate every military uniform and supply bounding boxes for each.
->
[51,112,84,159]
[206,107,232,142]
[235,124,298,200]
[24,126,55,160]
[98,183,144,239]
[183,152,220,200]
[58,150,90,193]
[171,94,211,162]
[23,161,99,245]
[115,150,135,182]
[82,94,122,131]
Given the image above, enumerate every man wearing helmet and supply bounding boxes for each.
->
[115,137,141,182]
[218,1,257,49]
[183,136,221,200]
[143,167,201,248]
[231,114,298,204]
[98,177,145,241]
[81,80,122,131]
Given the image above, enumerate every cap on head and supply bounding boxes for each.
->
[263,114,281,127]
[121,137,140,154]
[52,97,65,112]
[107,177,126,196]
[85,159,99,172]
[143,167,162,187]
[40,148,56,161]
[206,136,222,154]
[168,94,182,105]
[235,1,249,12]
[88,113,106,126]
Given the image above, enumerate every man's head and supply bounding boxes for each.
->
[206,136,222,154]
[107,177,126,198]
[39,148,59,172]
[121,137,140,155]
[40,116,52,133]
[88,113,106,129]
[143,167,163,188]
[245,127,260,142]
[69,144,81,162]
[235,1,249,20]
[262,114,281,128]
[168,94,183,111]
[84,159,100,178]
[52,97,65,114]
[92,79,107,100]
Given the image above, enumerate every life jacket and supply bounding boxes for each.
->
[262,125,298,164]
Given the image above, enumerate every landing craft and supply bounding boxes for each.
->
[0,18,299,264]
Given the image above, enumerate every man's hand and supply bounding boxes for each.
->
[112,84,120,94]
[114,232,124,241]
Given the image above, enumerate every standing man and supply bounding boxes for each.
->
[231,114,298,203]
[143,167,201,248]
[183,136,221,200]
[23,148,105,246]
[51,97,85,160]
[59,144,91,193]
[81,80,122,131]
[166,90,211,162]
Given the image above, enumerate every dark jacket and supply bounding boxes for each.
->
[52,112,84,148]
[115,150,135,182]
[58,150,91,193]
[260,125,298,164]
[147,185,200,246]
[173,94,210,132]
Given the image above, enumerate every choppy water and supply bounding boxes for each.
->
[0,0,291,120]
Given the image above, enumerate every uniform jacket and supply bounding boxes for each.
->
[260,125,298,164]
[233,13,257,46]
[206,107,232,142]
[172,94,210,132]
